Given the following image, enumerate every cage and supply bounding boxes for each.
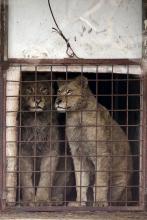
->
[0,61,145,212]
[0,0,147,214]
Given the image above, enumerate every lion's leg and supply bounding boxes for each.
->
[20,157,35,206]
[94,154,109,207]
[35,155,58,206]
[110,172,131,205]
[80,169,90,205]
[68,157,89,207]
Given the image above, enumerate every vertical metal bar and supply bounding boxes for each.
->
[50,65,53,203]
[126,65,129,205]
[18,65,22,206]
[2,67,6,210]
[80,65,83,205]
[95,65,98,206]
[137,69,144,209]
[34,66,37,205]
[65,66,68,206]
[65,65,68,205]
[0,0,7,209]
[142,64,147,210]
[142,0,147,207]
[0,66,5,210]
[0,0,4,206]
[109,65,114,206]
[138,73,142,207]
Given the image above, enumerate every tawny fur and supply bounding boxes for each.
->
[55,76,132,207]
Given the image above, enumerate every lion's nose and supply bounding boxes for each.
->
[35,96,41,105]
[56,98,62,105]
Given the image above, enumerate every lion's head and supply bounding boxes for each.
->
[21,80,52,112]
[55,76,88,112]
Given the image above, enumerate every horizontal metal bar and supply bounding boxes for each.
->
[6,154,142,158]
[5,170,142,174]
[5,109,143,113]
[4,204,144,212]
[5,94,143,97]
[6,185,140,188]
[1,58,142,66]
[6,79,142,83]
[5,140,143,143]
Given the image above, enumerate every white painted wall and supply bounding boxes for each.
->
[8,0,142,59]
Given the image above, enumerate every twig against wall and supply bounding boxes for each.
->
[48,0,79,58]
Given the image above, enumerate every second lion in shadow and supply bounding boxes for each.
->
[19,73,74,206]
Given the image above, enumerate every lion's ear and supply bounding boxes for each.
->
[75,76,88,88]
[57,78,65,88]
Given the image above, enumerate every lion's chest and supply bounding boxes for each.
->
[66,113,97,157]
[21,114,50,155]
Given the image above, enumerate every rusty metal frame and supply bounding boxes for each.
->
[0,63,146,212]
[0,0,7,211]
[0,0,147,213]
[0,66,4,211]
[142,62,147,210]
[2,58,142,66]
[1,62,146,213]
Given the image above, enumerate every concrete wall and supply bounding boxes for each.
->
[8,0,142,59]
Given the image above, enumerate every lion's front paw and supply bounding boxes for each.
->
[35,201,50,206]
[26,202,35,207]
[95,201,108,207]
[35,198,50,206]
[51,194,64,206]
[68,201,86,207]
[35,191,50,206]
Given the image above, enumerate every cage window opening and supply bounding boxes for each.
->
[4,65,143,210]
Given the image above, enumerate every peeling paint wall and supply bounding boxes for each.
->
[8,0,142,59]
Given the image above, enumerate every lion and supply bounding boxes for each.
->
[20,74,60,206]
[19,73,75,206]
[55,75,132,207]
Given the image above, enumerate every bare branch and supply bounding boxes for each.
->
[48,0,79,58]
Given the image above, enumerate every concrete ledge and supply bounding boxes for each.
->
[0,212,147,220]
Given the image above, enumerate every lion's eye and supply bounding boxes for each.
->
[41,87,48,94]
[26,87,32,94]
[67,90,72,95]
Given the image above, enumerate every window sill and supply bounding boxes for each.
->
[0,211,147,220]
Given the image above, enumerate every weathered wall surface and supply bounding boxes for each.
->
[8,0,142,59]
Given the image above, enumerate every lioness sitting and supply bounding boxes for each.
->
[55,75,132,207]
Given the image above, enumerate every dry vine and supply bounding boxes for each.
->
[48,0,79,58]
